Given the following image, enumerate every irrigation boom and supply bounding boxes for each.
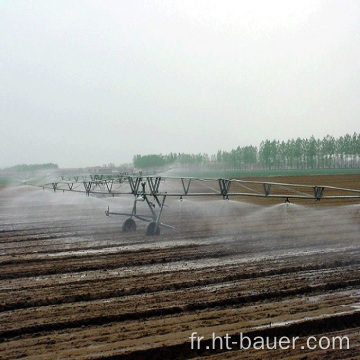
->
[33,175,360,236]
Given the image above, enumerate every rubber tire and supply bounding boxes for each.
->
[122,218,136,232]
[145,221,160,236]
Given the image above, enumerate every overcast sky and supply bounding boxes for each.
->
[1,0,359,168]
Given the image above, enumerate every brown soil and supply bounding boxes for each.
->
[0,174,359,359]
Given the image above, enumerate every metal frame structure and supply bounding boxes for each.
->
[35,175,360,236]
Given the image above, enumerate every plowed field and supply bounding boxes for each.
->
[1,174,359,359]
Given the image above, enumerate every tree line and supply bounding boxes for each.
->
[133,133,360,170]
[258,133,360,169]
[132,153,208,168]
[1,163,59,172]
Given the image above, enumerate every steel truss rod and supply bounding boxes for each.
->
[263,183,271,196]
[38,185,360,199]
[218,179,232,199]
[143,194,157,219]
[181,178,192,195]
[33,176,360,200]
[237,182,262,195]
[146,177,162,195]
[83,181,92,196]
[276,184,311,198]
[313,186,325,200]
[154,194,167,233]
[104,180,114,193]
[128,177,142,195]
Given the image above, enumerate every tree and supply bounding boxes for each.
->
[306,136,317,169]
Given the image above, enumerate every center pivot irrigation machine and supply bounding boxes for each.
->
[34,174,360,236]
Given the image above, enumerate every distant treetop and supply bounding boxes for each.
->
[132,133,359,171]
[2,163,59,172]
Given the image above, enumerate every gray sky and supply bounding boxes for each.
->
[1,0,359,168]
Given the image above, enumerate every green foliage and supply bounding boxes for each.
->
[133,154,165,168]
[257,133,359,170]
[170,168,360,179]
[132,132,360,171]
[133,153,208,168]
[2,163,59,172]
[0,177,8,185]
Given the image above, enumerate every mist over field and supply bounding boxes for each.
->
[1,173,360,358]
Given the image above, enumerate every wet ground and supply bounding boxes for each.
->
[0,174,359,359]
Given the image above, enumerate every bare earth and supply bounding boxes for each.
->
[0,174,359,359]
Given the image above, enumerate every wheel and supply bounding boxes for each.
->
[122,218,136,232]
[145,221,160,236]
